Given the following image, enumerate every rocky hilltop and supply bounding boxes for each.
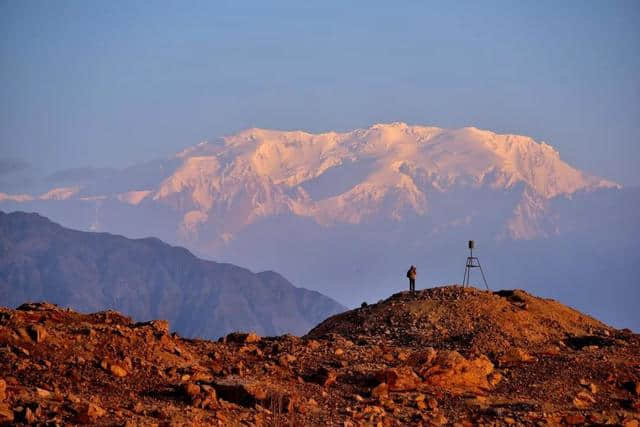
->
[308,286,612,356]
[1,286,638,426]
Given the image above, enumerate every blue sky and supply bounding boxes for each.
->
[1,1,639,185]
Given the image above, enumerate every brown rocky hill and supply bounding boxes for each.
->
[307,286,613,357]
[1,286,639,426]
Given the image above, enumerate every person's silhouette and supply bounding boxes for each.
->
[406,265,416,292]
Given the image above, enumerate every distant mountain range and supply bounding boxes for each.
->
[0,123,618,239]
[1,123,638,330]
[0,211,345,338]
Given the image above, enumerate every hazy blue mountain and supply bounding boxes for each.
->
[0,211,345,338]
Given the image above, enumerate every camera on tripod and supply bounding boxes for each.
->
[463,240,489,290]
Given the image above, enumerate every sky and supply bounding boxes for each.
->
[1,1,639,186]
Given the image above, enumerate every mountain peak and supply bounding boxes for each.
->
[0,122,621,243]
[369,121,411,130]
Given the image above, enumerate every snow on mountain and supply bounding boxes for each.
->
[145,122,618,240]
[0,192,33,202]
[1,186,80,202]
[0,123,619,241]
[39,186,81,201]
[116,190,151,205]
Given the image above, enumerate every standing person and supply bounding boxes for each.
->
[407,265,417,292]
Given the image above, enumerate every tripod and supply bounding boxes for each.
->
[462,243,489,290]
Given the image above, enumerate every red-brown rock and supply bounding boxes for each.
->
[376,367,421,391]
[420,351,495,395]
[28,324,47,343]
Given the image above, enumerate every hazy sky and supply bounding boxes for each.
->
[1,1,639,185]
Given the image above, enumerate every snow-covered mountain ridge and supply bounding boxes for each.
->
[1,123,618,242]
[150,122,618,240]
[170,122,615,196]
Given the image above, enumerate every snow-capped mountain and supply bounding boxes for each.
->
[2,123,637,330]
[25,122,614,242]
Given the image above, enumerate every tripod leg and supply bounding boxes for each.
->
[463,262,470,287]
[477,260,489,290]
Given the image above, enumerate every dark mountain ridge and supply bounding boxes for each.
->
[0,211,345,338]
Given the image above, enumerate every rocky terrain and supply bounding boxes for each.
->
[1,286,638,426]
[0,211,345,338]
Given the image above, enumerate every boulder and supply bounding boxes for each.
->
[371,383,389,399]
[24,407,37,424]
[15,327,31,342]
[499,348,536,366]
[573,390,596,409]
[213,376,268,408]
[101,358,128,377]
[397,351,410,362]
[408,347,437,367]
[564,414,586,425]
[110,364,128,378]
[0,403,13,422]
[488,372,503,387]
[278,354,296,367]
[136,320,170,335]
[310,367,337,388]
[198,386,218,410]
[375,367,421,391]
[419,351,495,395]
[306,339,321,350]
[183,383,201,399]
[35,387,52,398]
[76,402,106,423]
[28,324,47,343]
[87,403,106,418]
[225,332,261,344]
